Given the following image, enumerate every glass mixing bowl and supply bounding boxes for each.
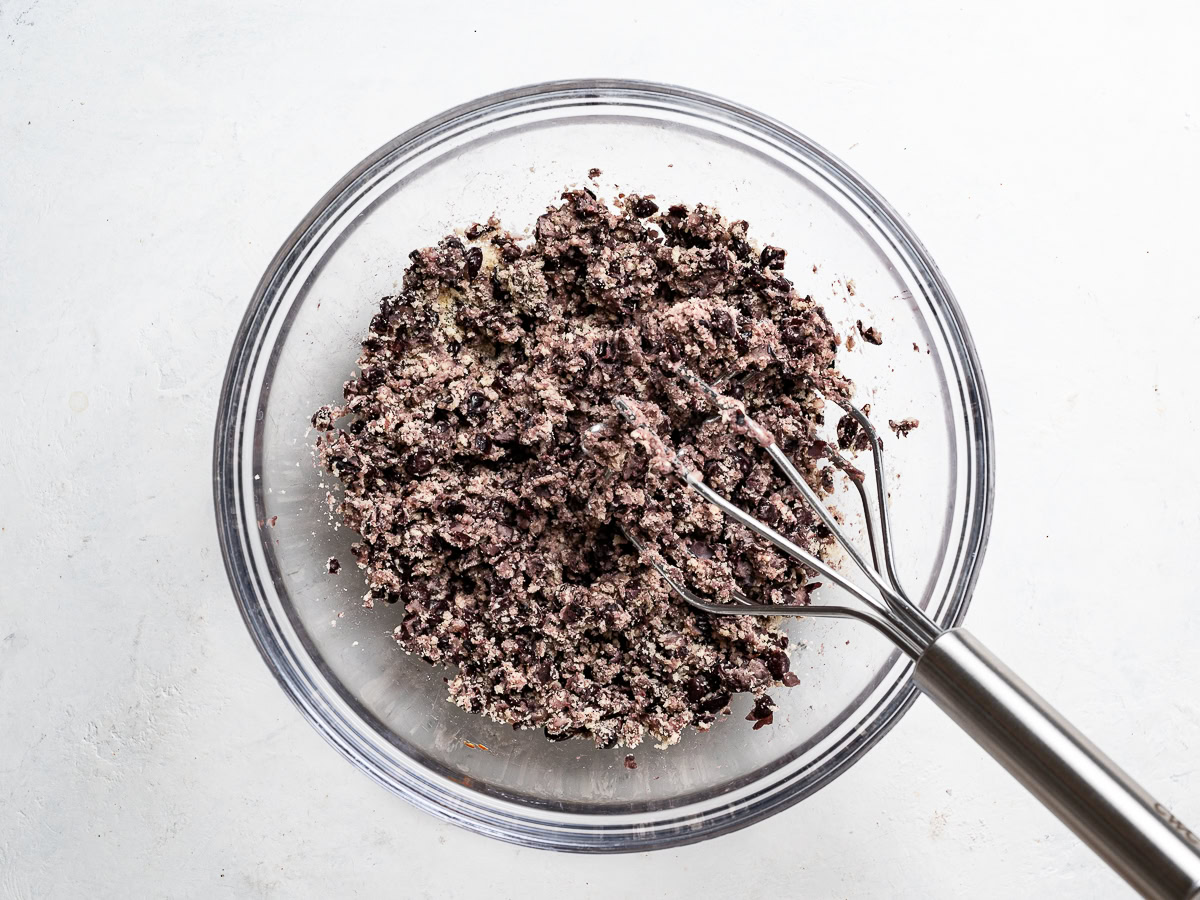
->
[213,80,994,851]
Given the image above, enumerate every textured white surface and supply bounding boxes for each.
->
[2,1,1198,897]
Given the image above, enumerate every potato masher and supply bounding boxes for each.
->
[605,373,1200,900]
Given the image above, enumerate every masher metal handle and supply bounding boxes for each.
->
[916,628,1200,900]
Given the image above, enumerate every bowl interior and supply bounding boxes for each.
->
[221,83,988,846]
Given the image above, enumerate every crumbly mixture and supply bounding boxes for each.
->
[889,418,919,438]
[312,188,855,749]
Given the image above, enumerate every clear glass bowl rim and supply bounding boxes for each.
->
[213,78,995,852]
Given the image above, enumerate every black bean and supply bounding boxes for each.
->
[406,450,435,476]
[467,391,489,416]
[766,650,790,680]
[760,245,786,269]
[631,196,659,218]
[464,246,483,279]
[685,676,709,703]
[705,312,730,340]
[781,323,807,347]
[748,695,776,720]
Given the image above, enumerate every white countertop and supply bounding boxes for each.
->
[3,2,1198,896]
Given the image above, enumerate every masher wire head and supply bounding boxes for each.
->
[611,368,943,658]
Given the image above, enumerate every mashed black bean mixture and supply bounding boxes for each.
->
[312,188,858,749]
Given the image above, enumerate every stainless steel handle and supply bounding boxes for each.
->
[914,628,1200,900]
